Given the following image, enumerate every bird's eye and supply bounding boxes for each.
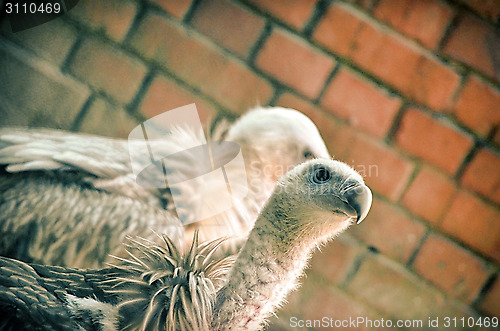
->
[303,150,315,159]
[312,166,331,184]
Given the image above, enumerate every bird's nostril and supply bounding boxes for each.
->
[343,185,372,224]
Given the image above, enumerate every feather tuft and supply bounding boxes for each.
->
[103,231,234,331]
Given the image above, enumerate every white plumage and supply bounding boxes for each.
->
[0,158,372,330]
[0,106,329,268]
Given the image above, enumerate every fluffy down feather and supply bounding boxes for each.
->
[0,159,371,331]
[0,107,329,268]
[0,231,233,331]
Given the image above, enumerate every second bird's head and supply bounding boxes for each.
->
[228,107,330,182]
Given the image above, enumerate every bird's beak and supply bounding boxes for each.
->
[344,185,372,224]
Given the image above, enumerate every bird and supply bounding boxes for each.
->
[0,106,330,268]
[0,158,372,330]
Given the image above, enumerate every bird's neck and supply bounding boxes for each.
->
[211,197,317,330]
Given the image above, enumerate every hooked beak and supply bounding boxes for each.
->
[343,185,372,224]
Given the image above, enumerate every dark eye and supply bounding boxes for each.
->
[313,166,331,184]
[303,150,314,159]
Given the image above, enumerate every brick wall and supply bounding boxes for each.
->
[1,0,499,329]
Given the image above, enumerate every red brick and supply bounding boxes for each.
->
[70,37,147,104]
[256,29,335,99]
[332,126,414,201]
[2,18,77,65]
[443,15,497,79]
[79,98,139,138]
[274,92,338,150]
[374,0,453,49]
[350,198,425,262]
[301,286,377,330]
[243,0,317,30]
[190,0,265,57]
[461,148,500,205]
[480,277,500,317]
[402,166,457,223]
[140,74,217,124]
[456,0,500,22]
[321,67,401,138]
[275,286,302,319]
[313,3,461,110]
[150,0,192,19]
[440,190,500,262]
[0,40,90,130]
[358,0,376,9]
[313,4,367,60]
[69,0,137,41]
[452,75,500,137]
[413,234,490,303]
[265,317,293,331]
[494,129,500,147]
[395,108,473,174]
[129,13,273,113]
[346,254,477,320]
[309,236,361,284]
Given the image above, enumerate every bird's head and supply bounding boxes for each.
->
[267,159,372,244]
[227,107,330,184]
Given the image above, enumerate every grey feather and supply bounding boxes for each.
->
[0,231,234,331]
[0,107,330,268]
[0,159,371,330]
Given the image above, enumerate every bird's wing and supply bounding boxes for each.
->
[0,256,113,330]
[0,128,184,207]
[0,121,229,176]
[0,233,234,330]
[0,169,185,268]
[0,123,231,210]
[0,128,130,176]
